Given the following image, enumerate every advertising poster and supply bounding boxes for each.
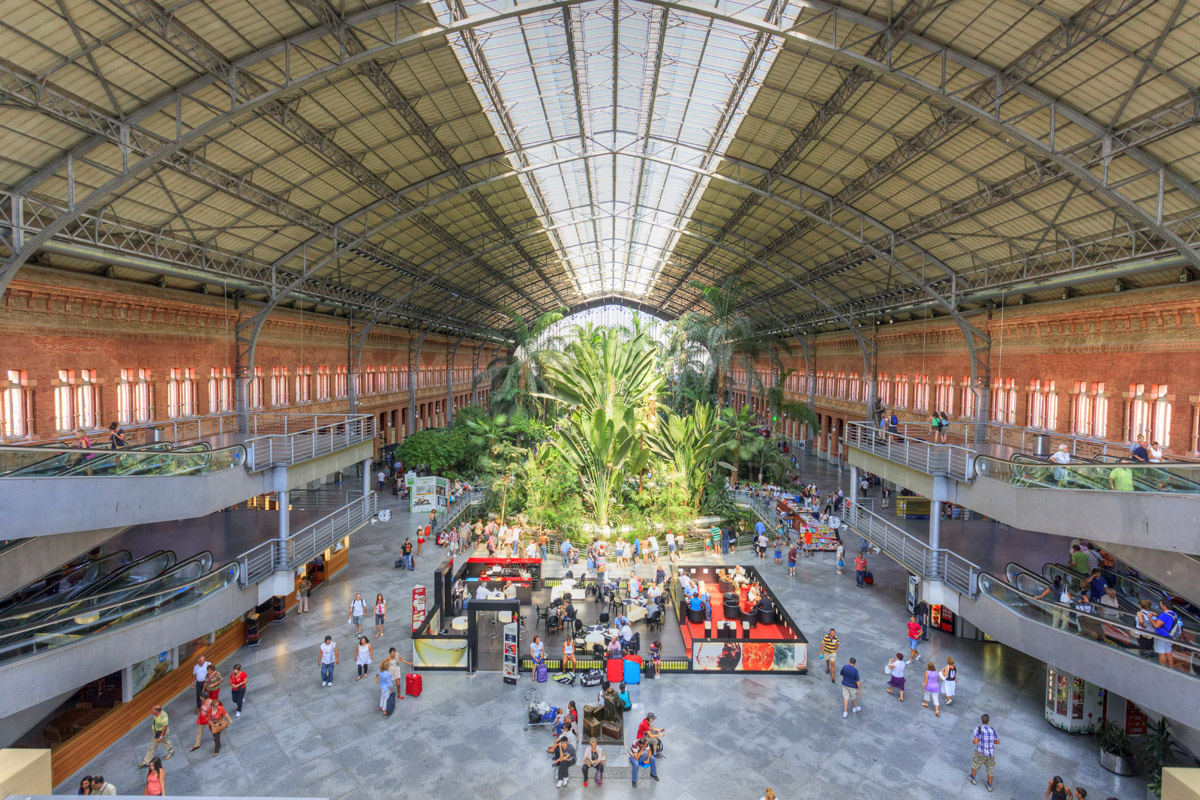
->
[691,641,807,672]
[130,651,171,696]
[410,476,450,513]
[411,586,427,633]
[413,637,468,668]
[503,621,519,684]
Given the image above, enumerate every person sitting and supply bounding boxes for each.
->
[562,638,578,672]
[688,594,703,614]
[614,613,630,630]
[607,635,622,659]
[619,621,634,645]
[648,640,662,678]
[647,582,662,602]
[562,599,577,627]
[616,682,632,710]
[636,713,666,757]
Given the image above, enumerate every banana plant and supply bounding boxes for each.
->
[553,403,643,528]
[651,403,723,510]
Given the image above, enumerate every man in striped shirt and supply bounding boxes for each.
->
[820,629,839,683]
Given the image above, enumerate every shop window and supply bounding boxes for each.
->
[209,367,233,413]
[2,369,31,438]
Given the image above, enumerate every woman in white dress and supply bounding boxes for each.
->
[355,636,373,680]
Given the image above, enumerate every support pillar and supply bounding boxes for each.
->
[362,457,371,498]
[277,489,290,542]
[929,500,941,579]
[120,666,133,704]
[849,465,859,508]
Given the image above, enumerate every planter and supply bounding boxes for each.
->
[1099,747,1137,776]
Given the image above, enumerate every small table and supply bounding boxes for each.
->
[451,616,468,631]
[584,632,607,648]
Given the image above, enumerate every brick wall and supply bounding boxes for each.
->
[0,269,502,444]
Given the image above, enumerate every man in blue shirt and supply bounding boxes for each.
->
[1153,599,1180,669]
[560,539,572,568]
[1087,570,1108,603]
[755,519,766,537]
[839,657,861,718]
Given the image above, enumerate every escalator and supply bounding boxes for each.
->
[1041,562,1200,634]
[1,442,175,477]
[962,572,1200,727]
[0,550,133,615]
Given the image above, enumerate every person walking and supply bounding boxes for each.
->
[142,758,165,797]
[922,662,941,716]
[401,538,414,571]
[137,705,174,766]
[885,653,906,701]
[191,657,208,711]
[296,574,311,613]
[820,629,839,683]
[581,737,605,787]
[969,713,999,792]
[840,657,862,718]
[355,636,373,680]
[190,699,211,752]
[319,635,339,686]
[91,776,115,795]
[906,615,923,663]
[228,664,247,717]
[373,594,387,638]
[629,736,659,786]
[1045,775,1070,800]
[854,552,868,587]
[203,663,222,703]
[835,539,844,574]
[348,593,367,637]
[207,699,230,757]
[940,656,957,705]
[787,542,798,578]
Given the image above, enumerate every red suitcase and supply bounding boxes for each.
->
[406,672,423,697]
[605,657,624,684]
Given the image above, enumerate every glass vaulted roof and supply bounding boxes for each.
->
[435,0,791,298]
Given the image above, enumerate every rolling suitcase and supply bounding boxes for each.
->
[864,571,874,585]
[605,657,624,684]
[535,663,549,683]
[623,654,643,685]
[384,691,396,717]
[406,672,423,697]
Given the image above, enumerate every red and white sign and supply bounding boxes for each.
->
[411,586,427,633]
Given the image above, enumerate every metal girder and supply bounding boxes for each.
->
[643,0,1200,273]
[655,0,938,308]
[0,0,579,298]
[105,0,539,336]
[288,0,570,308]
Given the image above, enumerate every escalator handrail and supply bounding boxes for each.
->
[974,454,1200,492]
[0,443,248,477]
[978,573,1200,660]
[1008,563,1152,631]
[0,551,208,622]
[0,562,240,644]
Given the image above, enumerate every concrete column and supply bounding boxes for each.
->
[849,465,859,508]
[120,666,133,703]
[277,489,290,541]
[362,457,371,497]
[929,499,942,578]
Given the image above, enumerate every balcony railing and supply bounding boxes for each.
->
[239,493,378,585]
[843,421,975,480]
[842,504,981,597]
[243,413,375,469]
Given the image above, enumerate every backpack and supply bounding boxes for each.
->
[890,415,899,426]
[1165,612,1183,639]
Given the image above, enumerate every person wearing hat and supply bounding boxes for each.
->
[1049,444,1071,485]
[137,705,174,766]
[635,713,665,758]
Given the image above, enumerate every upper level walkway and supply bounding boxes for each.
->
[844,421,1200,552]
[0,413,375,537]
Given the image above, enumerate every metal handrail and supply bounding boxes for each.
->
[244,414,376,469]
[0,563,240,660]
[238,493,378,586]
[843,421,976,480]
[841,504,982,597]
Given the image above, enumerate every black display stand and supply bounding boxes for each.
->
[245,612,260,647]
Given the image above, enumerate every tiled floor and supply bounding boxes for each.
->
[60,454,1148,799]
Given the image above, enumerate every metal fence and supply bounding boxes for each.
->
[245,414,375,469]
[841,504,981,597]
[844,421,975,479]
[239,492,378,585]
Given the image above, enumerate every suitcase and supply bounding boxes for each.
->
[535,663,549,683]
[406,672,423,697]
[394,558,404,568]
[579,669,604,687]
[864,571,874,585]
[384,691,396,717]
[623,655,643,685]
[605,657,624,684]
[600,722,623,740]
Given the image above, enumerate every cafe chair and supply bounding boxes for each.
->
[646,606,663,632]
[533,603,549,631]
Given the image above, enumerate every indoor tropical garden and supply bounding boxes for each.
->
[394,280,818,543]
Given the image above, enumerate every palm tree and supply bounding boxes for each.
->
[478,307,566,417]
[717,404,764,485]
[651,403,723,510]
[766,367,818,438]
[681,277,778,406]
[553,403,644,529]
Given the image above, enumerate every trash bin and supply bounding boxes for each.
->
[1032,433,1050,457]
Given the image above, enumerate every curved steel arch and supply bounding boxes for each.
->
[5,0,1196,304]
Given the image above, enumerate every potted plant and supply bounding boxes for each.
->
[1140,718,1184,798]
[1096,721,1137,776]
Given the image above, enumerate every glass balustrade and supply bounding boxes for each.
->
[0,443,246,478]
[974,455,1200,494]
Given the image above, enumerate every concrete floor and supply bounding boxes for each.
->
[59,455,1148,799]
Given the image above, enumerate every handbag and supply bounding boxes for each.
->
[209,714,230,734]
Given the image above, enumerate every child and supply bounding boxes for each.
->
[885,653,906,701]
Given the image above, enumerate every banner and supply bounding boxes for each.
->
[411,586,427,633]
[503,621,519,684]
[691,641,807,672]
[410,475,449,513]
